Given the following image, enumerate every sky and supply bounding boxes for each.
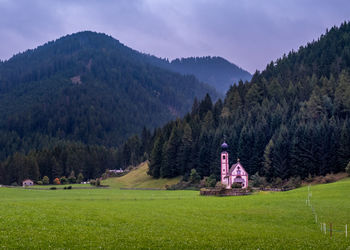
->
[0,0,349,73]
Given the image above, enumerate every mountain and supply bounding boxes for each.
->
[0,31,219,152]
[114,21,350,183]
[0,31,222,184]
[168,56,252,94]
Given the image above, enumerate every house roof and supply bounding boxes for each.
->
[22,179,33,182]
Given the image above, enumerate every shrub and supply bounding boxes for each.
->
[11,182,18,186]
[231,183,242,189]
[250,172,267,188]
[272,177,283,188]
[346,161,350,176]
[101,172,108,180]
[36,181,43,185]
[60,176,68,185]
[42,176,50,185]
[67,186,72,189]
[283,176,301,189]
[77,173,84,183]
[50,187,57,190]
[90,179,96,186]
[189,169,201,184]
[215,182,226,191]
[68,176,76,184]
[324,174,336,183]
[53,178,60,185]
[205,174,217,188]
[96,179,101,186]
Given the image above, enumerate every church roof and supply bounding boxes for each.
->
[229,162,248,176]
[221,142,228,150]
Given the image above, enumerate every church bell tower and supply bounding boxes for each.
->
[221,142,229,187]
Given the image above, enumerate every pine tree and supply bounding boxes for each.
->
[337,119,350,169]
[177,123,193,175]
[148,134,164,178]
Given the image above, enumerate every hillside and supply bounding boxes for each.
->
[168,56,252,94]
[115,22,350,182]
[0,31,218,157]
[103,162,181,189]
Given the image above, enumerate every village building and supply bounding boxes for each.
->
[22,179,34,187]
[221,142,248,189]
[108,169,124,174]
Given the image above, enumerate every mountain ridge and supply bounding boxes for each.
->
[0,31,219,151]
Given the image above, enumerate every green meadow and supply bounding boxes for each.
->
[103,162,182,189]
[0,179,349,249]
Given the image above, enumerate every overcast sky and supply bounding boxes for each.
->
[0,0,349,73]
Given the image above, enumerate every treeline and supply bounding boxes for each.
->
[0,142,118,185]
[115,22,350,182]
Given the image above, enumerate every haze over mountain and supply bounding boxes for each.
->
[167,56,252,94]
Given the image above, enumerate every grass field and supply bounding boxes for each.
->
[103,162,182,189]
[0,178,350,249]
[25,184,92,189]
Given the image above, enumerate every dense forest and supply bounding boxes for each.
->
[2,22,350,185]
[0,31,221,184]
[168,56,252,94]
[115,22,350,183]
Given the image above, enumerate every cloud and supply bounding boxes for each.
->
[0,0,349,72]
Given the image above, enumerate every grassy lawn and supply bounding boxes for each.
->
[103,162,182,189]
[25,183,92,189]
[0,178,349,249]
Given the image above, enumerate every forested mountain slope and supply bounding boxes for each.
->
[168,56,252,94]
[0,31,220,184]
[0,31,218,155]
[116,22,350,182]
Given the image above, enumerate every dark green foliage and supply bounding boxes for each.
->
[2,23,350,184]
[0,31,218,161]
[144,22,350,181]
[205,174,217,187]
[0,142,118,185]
[68,171,76,184]
[42,176,49,185]
[77,173,84,183]
[189,169,201,184]
[346,161,350,175]
[60,176,68,185]
[231,183,242,188]
[96,179,101,186]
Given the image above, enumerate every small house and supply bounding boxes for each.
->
[109,169,124,174]
[22,179,34,187]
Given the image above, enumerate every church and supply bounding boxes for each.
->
[220,142,248,189]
